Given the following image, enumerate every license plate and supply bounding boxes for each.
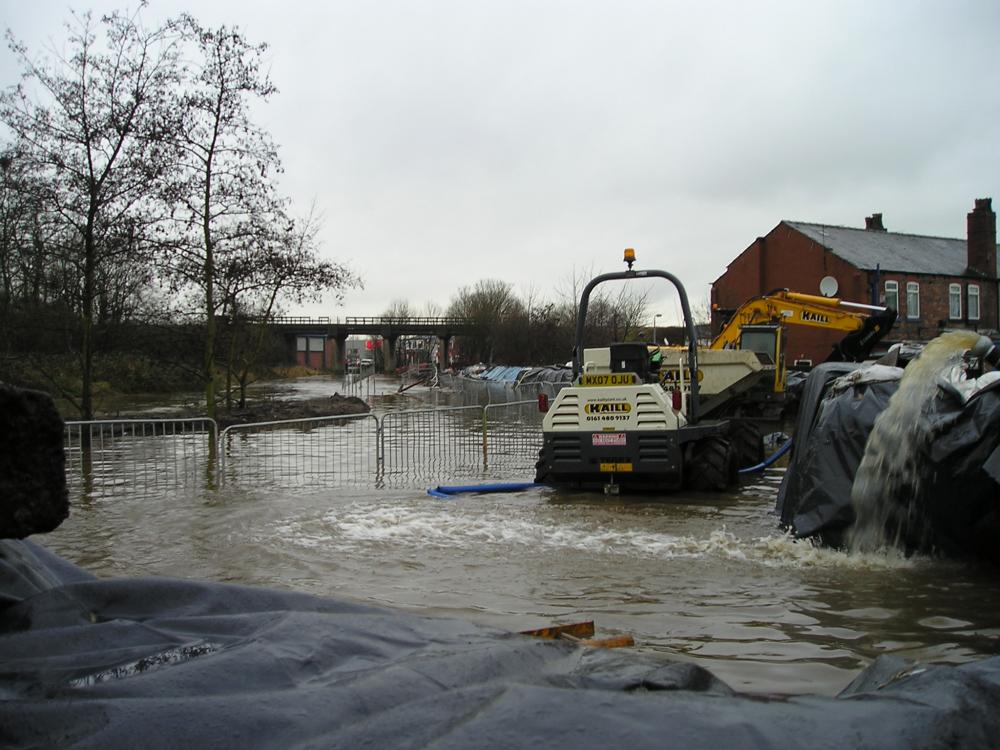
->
[581,373,637,387]
[592,433,626,446]
[599,462,633,473]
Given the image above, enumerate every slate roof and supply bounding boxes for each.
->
[786,221,973,276]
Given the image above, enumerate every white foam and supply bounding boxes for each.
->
[274,503,917,570]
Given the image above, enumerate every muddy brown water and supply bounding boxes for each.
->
[40,376,1000,696]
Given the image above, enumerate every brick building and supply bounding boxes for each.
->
[711,198,999,365]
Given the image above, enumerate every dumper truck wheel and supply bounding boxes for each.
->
[685,437,738,492]
[534,448,550,484]
[730,420,764,469]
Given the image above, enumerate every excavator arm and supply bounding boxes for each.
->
[711,289,896,362]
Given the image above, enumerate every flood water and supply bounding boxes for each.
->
[42,375,1000,696]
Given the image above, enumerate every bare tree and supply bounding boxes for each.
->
[609,284,651,341]
[159,16,286,419]
[448,279,522,363]
[691,294,712,326]
[382,299,412,323]
[1,9,182,417]
[0,142,72,376]
[554,263,596,327]
[216,207,359,408]
[0,146,48,327]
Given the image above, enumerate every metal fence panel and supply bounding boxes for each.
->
[64,419,217,500]
[219,414,379,489]
[380,406,487,485]
[482,400,544,476]
[341,369,375,400]
[63,403,545,494]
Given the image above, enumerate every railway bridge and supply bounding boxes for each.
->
[271,316,475,372]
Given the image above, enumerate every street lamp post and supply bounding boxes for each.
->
[652,313,662,344]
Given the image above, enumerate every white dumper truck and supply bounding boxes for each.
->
[534,250,740,494]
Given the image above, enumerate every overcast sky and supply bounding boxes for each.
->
[3,1,999,324]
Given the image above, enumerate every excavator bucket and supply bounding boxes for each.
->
[828,307,898,362]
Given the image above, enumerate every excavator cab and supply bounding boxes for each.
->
[737,325,786,392]
[738,325,780,364]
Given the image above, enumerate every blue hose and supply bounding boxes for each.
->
[427,481,541,499]
[738,436,794,475]
[427,441,792,494]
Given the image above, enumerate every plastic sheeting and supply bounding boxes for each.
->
[776,362,877,545]
[4,539,1000,749]
[776,361,1000,561]
[515,366,573,385]
[482,366,526,383]
[456,365,572,385]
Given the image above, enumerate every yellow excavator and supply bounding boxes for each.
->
[657,289,897,421]
[709,289,898,393]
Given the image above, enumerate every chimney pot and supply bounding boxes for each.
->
[865,213,885,232]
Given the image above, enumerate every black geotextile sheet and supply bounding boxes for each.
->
[775,362,875,542]
[3,540,1000,749]
[776,362,1000,558]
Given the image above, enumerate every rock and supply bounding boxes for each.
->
[0,384,69,538]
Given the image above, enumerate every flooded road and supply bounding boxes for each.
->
[43,376,1000,696]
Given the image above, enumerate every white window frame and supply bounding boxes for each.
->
[906,281,920,320]
[884,280,899,312]
[968,284,981,321]
[949,283,962,320]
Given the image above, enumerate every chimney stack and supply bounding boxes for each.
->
[864,213,886,232]
[967,198,997,278]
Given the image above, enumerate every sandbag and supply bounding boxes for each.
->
[0,384,68,539]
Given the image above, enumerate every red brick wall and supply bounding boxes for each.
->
[712,223,871,363]
[296,336,331,369]
[877,273,997,341]
[711,222,998,363]
[968,199,997,278]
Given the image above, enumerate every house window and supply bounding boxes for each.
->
[949,284,962,320]
[906,282,920,319]
[884,280,899,312]
[968,284,981,321]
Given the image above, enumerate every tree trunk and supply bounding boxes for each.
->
[203,247,216,421]
[202,146,217,421]
[81,210,97,421]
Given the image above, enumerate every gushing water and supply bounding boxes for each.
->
[848,330,983,552]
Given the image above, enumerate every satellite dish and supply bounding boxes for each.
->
[819,276,839,297]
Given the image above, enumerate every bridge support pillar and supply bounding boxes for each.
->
[437,335,452,370]
[333,329,348,373]
[384,334,399,373]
